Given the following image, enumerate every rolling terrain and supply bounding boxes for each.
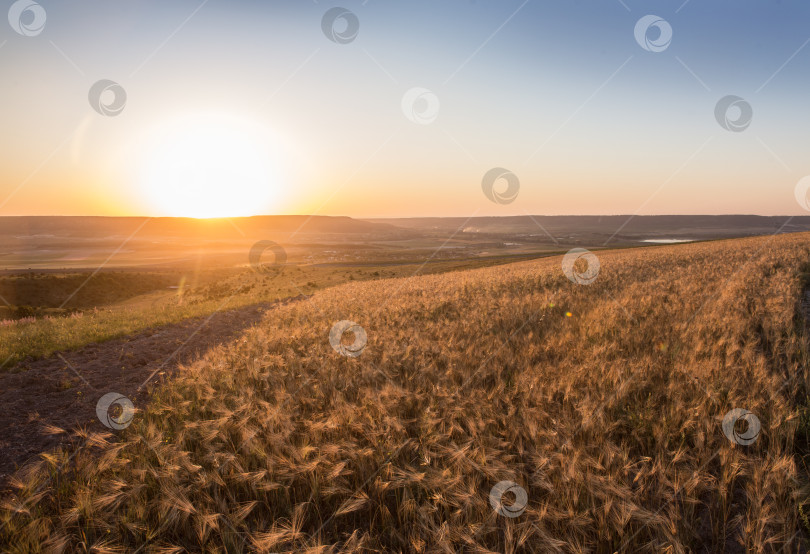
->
[2,232,810,551]
[4,215,810,272]
[368,215,810,243]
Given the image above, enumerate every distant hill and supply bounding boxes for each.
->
[366,215,810,241]
[0,216,409,242]
[6,215,809,243]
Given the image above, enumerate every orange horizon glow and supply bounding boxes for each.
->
[1,107,805,219]
[2,2,810,220]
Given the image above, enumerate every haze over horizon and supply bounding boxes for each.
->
[2,0,809,219]
[4,213,810,221]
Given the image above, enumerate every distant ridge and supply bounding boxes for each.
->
[0,215,407,240]
[365,215,810,240]
[3,214,810,245]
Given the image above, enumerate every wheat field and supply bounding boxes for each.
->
[3,233,810,552]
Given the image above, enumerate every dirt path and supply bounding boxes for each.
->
[0,296,307,491]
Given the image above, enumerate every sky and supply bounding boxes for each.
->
[0,0,809,218]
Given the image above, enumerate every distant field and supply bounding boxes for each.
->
[4,214,809,272]
[2,233,810,551]
[0,215,566,271]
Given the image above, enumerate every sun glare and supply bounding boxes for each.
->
[139,114,283,218]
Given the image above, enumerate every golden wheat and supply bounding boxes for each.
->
[2,233,810,552]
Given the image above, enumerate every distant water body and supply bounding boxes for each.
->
[641,239,694,244]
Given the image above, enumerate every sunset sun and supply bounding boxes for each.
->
[138,114,282,218]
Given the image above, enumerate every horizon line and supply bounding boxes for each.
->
[2,213,810,220]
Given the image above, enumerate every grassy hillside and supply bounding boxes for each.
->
[2,233,810,551]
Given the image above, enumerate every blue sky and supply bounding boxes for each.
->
[1,0,808,217]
